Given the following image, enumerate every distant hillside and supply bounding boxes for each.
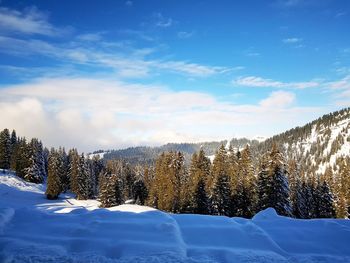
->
[253,107,350,176]
[103,141,226,165]
[102,138,260,165]
[98,107,350,175]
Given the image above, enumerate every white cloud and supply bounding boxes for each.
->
[154,13,173,28]
[326,75,350,90]
[177,31,193,39]
[233,76,320,89]
[235,76,284,88]
[0,6,64,36]
[77,33,103,42]
[125,1,133,7]
[156,61,229,76]
[246,52,261,57]
[259,91,296,108]
[283,37,303,43]
[0,35,231,78]
[0,77,323,151]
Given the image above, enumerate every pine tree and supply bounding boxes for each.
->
[211,172,232,216]
[211,145,232,216]
[91,155,104,195]
[193,178,209,214]
[235,145,257,218]
[46,148,62,200]
[58,147,69,192]
[68,149,80,195]
[99,174,123,208]
[187,149,211,214]
[147,151,186,213]
[132,178,148,205]
[0,129,11,169]
[335,158,349,218]
[11,138,30,178]
[257,144,292,216]
[10,130,17,164]
[317,181,335,218]
[293,178,308,218]
[24,139,45,183]
[257,155,270,211]
[76,154,93,200]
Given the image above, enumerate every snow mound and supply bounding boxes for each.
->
[1,171,350,263]
[252,208,279,221]
[108,204,156,213]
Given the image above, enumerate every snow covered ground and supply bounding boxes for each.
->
[1,172,350,263]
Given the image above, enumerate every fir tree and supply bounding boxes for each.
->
[257,144,292,216]
[211,172,232,216]
[24,139,45,183]
[91,155,104,195]
[193,178,209,214]
[293,178,308,218]
[317,181,335,218]
[211,145,232,216]
[132,179,148,205]
[99,174,123,208]
[76,154,93,200]
[46,149,62,200]
[58,147,69,192]
[0,128,11,169]
[257,156,270,211]
[68,149,80,195]
[11,138,30,178]
[187,149,211,214]
[235,145,257,218]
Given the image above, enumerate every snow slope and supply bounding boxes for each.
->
[1,172,350,262]
[279,109,350,175]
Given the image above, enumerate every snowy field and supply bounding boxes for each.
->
[1,172,350,263]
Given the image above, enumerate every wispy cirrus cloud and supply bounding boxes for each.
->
[177,31,194,39]
[283,37,302,43]
[233,76,320,89]
[76,33,104,42]
[154,12,173,28]
[0,6,67,36]
[0,35,232,78]
[275,0,329,8]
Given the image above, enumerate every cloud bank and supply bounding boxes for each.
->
[0,77,323,151]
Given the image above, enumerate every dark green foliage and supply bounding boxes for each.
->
[193,178,209,214]
[132,179,148,205]
[90,155,104,195]
[76,154,93,200]
[211,173,232,216]
[99,174,123,208]
[317,181,335,218]
[24,139,46,184]
[0,129,11,169]
[57,148,69,192]
[257,145,292,216]
[292,179,308,218]
[46,148,62,200]
[68,149,80,195]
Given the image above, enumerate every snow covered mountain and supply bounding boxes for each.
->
[253,107,350,176]
[1,171,350,262]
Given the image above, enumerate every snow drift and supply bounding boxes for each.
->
[1,172,350,263]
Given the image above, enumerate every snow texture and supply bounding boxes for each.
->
[1,171,350,263]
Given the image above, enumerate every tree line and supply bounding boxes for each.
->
[1,128,349,218]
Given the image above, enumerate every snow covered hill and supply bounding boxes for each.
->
[256,108,350,176]
[1,172,350,262]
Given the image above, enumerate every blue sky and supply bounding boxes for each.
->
[0,0,349,151]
